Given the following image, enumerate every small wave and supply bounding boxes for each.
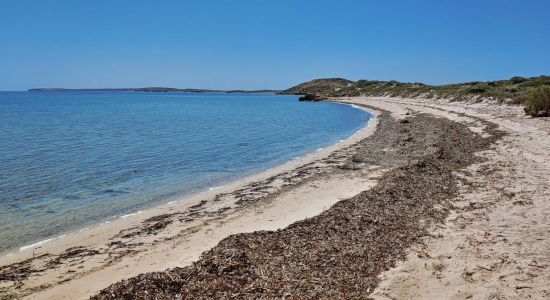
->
[120,211,142,219]
[97,189,130,196]
[209,185,225,191]
[64,194,81,200]
[316,148,324,152]
[19,238,55,252]
[79,227,89,232]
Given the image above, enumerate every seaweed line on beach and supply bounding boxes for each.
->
[0,105,373,299]
[89,108,505,299]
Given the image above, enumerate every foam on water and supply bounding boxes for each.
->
[120,211,143,219]
[208,185,226,191]
[19,238,56,252]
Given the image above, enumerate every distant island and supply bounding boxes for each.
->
[28,87,282,94]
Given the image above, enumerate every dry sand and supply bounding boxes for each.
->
[1,97,549,299]
[348,97,550,300]
[338,97,549,299]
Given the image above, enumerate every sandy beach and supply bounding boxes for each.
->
[1,97,549,299]
[0,103,378,299]
[2,1,548,298]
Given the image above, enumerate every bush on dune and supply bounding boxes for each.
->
[524,87,550,117]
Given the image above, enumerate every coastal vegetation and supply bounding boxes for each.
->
[284,76,550,106]
[524,86,550,117]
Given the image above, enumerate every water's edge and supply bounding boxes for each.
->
[2,102,374,256]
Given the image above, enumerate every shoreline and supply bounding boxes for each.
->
[92,97,549,300]
[0,102,379,299]
[91,96,507,299]
[0,102,373,258]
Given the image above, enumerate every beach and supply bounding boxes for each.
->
[0,103,377,299]
[1,97,549,299]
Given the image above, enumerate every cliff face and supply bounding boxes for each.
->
[285,76,550,104]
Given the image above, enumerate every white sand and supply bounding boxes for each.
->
[340,97,550,300]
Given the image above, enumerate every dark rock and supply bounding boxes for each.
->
[298,94,324,102]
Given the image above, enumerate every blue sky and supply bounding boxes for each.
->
[0,0,549,90]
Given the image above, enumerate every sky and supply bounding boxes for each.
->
[0,0,549,91]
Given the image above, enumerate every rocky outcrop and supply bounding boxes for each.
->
[298,94,325,101]
[284,78,353,97]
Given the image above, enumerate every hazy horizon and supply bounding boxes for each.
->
[1,0,549,91]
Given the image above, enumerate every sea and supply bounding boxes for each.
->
[0,91,371,253]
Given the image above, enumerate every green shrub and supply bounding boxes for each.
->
[468,87,487,94]
[524,87,550,117]
[511,76,527,84]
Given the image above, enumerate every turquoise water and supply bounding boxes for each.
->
[0,92,370,252]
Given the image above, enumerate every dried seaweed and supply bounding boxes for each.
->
[92,112,504,299]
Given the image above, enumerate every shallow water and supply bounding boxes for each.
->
[0,91,370,252]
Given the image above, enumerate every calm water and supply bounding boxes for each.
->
[0,92,370,252]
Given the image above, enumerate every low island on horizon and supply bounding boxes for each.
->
[27,87,283,94]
